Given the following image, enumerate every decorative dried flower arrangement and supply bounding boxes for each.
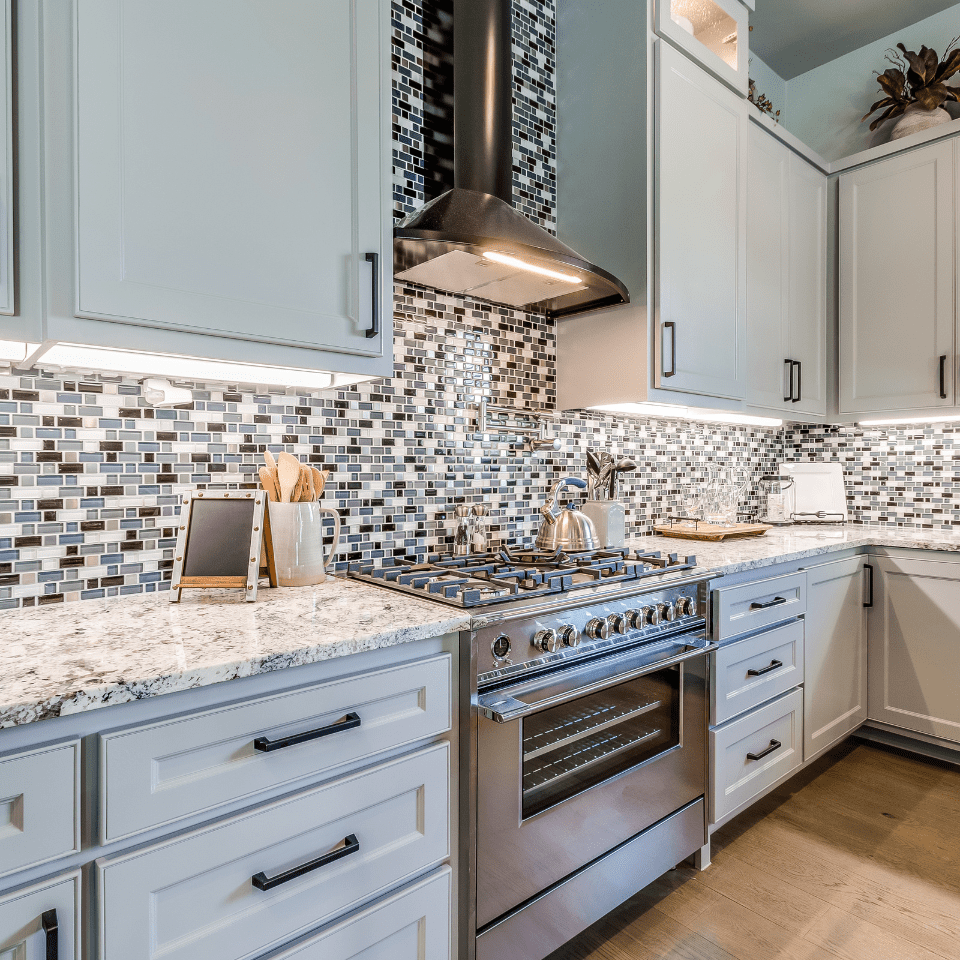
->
[862,39,960,130]
[748,79,780,122]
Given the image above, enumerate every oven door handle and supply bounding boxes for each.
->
[477,640,719,723]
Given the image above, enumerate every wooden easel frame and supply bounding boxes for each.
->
[170,490,274,602]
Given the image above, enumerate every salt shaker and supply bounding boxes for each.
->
[454,504,473,557]
[471,503,490,554]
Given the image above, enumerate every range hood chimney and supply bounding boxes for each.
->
[394,0,629,319]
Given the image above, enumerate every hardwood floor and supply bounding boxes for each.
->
[545,741,960,960]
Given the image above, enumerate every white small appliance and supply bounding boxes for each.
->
[779,462,848,524]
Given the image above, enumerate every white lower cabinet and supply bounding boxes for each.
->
[710,687,803,823]
[0,872,81,960]
[98,743,449,960]
[803,556,868,761]
[868,556,960,744]
[270,868,451,960]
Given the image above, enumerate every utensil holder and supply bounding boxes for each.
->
[581,501,625,549]
[267,502,342,586]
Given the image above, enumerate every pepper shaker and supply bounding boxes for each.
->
[454,504,474,557]
[471,503,490,554]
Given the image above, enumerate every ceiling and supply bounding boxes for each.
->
[749,0,960,80]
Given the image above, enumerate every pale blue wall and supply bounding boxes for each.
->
[749,53,788,123]
[785,3,960,160]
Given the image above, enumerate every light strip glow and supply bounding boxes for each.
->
[483,251,583,285]
[37,343,372,392]
[590,402,782,428]
[0,340,41,363]
[859,414,960,427]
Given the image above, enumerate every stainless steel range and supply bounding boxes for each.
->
[350,547,717,960]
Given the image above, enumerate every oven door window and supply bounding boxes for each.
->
[521,666,681,818]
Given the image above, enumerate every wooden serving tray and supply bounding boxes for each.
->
[653,521,772,542]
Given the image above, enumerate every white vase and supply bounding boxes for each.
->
[890,104,951,141]
[267,501,342,586]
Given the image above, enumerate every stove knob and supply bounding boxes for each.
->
[491,634,512,661]
[643,605,660,626]
[678,596,698,618]
[586,617,612,640]
[605,613,629,635]
[626,609,645,629]
[533,629,560,653]
[658,602,677,623]
[559,625,581,648]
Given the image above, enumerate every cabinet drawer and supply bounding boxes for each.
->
[0,740,79,879]
[713,572,806,640]
[0,871,81,960]
[710,688,802,823]
[100,653,451,842]
[98,743,450,960]
[712,620,804,725]
[269,867,451,960]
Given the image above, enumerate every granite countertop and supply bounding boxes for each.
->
[0,579,470,729]
[628,524,960,578]
[5,524,960,731]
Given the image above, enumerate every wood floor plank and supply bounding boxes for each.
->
[803,905,949,960]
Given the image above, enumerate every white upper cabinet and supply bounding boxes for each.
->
[38,0,393,381]
[746,125,826,417]
[839,141,955,415]
[655,0,749,96]
[657,42,747,400]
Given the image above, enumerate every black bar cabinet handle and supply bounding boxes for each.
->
[254,712,361,753]
[747,739,782,762]
[252,834,360,891]
[750,596,787,610]
[42,909,58,960]
[364,252,380,339]
[864,563,874,608]
[747,659,784,677]
[940,355,948,400]
[792,361,802,403]
[663,322,677,377]
[783,359,794,403]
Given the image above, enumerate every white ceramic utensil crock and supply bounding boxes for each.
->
[268,502,342,586]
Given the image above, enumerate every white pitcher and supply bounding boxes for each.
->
[267,502,342,586]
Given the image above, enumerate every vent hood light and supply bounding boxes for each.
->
[0,340,41,363]
[483,252,583,285]
[34,344,371,392]
[590,403,782,428]
[859,414,960,427]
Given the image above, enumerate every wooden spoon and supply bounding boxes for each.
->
[277,452,301,503]
[301,466,315,502]
[258,466,280,502]
[311,466,326,500]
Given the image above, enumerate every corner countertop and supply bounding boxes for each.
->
[0,579,470,729]
[628,524,960,578]
[4,524,960,731]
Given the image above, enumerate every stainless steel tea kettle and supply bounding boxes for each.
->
[535,477,599,552]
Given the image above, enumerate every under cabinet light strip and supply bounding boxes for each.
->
[590,403,782,428]
[0,339,41,363]
[859,414,960,427]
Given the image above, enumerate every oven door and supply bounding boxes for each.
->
[475,634,714,928]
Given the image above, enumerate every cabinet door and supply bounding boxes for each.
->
[803,557,868,761]
[0,0,12,320]
[0,873,81,960]
[657,41,747,400]
[72,0,390,361]
[839,141,955,414]
[868,556,960,744]
[746,124,789,409]
[787,153,827,416]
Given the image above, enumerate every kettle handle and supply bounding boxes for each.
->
[316,507,342,569]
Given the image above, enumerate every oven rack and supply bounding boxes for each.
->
[522,694,662,761]
[522,724,663,796]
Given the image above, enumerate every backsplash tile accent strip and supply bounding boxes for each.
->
[0,0,784,610]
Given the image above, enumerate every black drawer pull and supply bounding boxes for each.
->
[750,596,787,610]
[254,712,361,753]
[42,909,58,960]
[747,659,783,677]
[940,354,948,400]
[252,834,360,891]
[663,321,677,377]
[747,739,782,762]
[364,252,380,339]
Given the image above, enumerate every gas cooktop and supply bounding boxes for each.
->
[348,547,698,608]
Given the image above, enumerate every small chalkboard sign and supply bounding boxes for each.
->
[170,491,271,602]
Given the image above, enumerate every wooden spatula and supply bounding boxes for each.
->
[301,466,315,502]
[277,452,301,503]
[258,466,280,502]
[311,466,326,500]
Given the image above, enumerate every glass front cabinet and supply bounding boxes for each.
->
[655,0,749,95]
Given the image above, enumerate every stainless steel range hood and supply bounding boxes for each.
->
[394,0,629,320]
